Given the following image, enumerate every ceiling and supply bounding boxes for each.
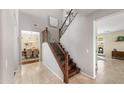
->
[20,9,124,34]
[77,9,98,16]
[19,9,63,31]
[96,11,124,34]
[20,9,98,19]
[20,9,63,19]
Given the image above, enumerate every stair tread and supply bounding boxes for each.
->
[61,60,74,67]
[68,63,76,70]
[61,62,76,70]
[69,68,80,78]
[69,67,79,73]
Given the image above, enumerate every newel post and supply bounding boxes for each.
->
[45,27,48,42]
[42,27,49,42]
[64,52,69,83]
[59,29,61,40]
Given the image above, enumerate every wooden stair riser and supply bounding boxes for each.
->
[69,68,80,78]
[62,63,76,70]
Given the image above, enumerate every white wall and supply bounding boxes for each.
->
[60,10,122,78]
[19,10,63,42]
[19,12,42,32]
[60,14,94,77]
[42,43,63,80]
[0,10,19,83]
[0,10,2,83]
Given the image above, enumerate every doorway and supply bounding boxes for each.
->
[94,11,124,83]
[21,30,41,64]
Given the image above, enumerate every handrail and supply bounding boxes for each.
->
[64,52,69,83]
[59,9,73,31]
[59,9,78,39]
[42,27,49,42]
[48,43,64,72]
[57,43,66,55]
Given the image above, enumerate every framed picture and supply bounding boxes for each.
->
[117,36,124,41]
[49,16,59,28]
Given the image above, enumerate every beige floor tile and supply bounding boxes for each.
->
[15,58,124,84]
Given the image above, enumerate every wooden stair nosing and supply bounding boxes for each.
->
[68,68,80,78]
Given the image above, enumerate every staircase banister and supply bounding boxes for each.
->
[57,43,66,55]
[64,52,69,83]
[59,9,78,39]
[60,9,73,31]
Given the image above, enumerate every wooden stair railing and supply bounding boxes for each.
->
[59,9,73,38]
[64,52,69,83]
[42,27,48,42]
[56,43,66,55]
[59,9,78,39]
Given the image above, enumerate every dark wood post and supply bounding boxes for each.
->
[45,27,48,42]
[64,52,69,83]
[42,27,48,42]
[46,27,48,32]
[59,29,61,40]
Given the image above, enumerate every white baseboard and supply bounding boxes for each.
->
[80,71,95,79]
[43,63,63,82]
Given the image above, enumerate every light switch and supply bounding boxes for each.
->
[86,49,89,53]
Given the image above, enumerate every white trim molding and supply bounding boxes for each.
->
[80,71,96,80]
[43,63,63,81]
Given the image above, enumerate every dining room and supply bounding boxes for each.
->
[21,30,41,64]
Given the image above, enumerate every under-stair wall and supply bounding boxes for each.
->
[0,10,2,83]
[42,42,63,80]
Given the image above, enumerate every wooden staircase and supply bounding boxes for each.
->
[42,9,79,83]
[49,42,80,83]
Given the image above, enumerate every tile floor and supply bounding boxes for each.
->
[15,62,63,84]
[15,58,124,84]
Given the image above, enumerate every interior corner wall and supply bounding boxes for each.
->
[0,10,2,83]
[42,43,63,80]
[0,10,19,83]
[60,14,94,77]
